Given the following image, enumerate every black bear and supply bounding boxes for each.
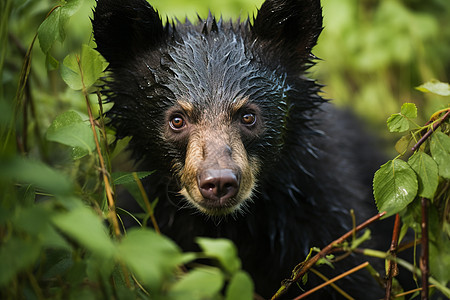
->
[93,0,386,298]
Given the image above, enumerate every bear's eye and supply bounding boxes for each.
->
[170,115,185,130]
[241,113,256,126]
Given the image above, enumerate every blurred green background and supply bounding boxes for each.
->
[2,0,450,143]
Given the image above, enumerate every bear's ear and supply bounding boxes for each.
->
[252,0,323,67]
[92,0,166,66]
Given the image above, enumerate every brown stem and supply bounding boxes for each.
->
[294,262,369,300]
[309,268,354,299]
[420,198,429,300]
[411,110,450,152]
[395,285,435,298]
[22,83,29,153]
[271,212,386,300]
[385,213,401,300]
[11,32,37,155]
[397,237,422,253]
[76,55,121,238]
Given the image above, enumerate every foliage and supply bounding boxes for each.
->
[373,91,450,290]
[1,0,449,299]
[373,158,418,218]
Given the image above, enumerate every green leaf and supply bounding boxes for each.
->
[386,103,417,132]
[12,205,70,250]
[110,136,131,158]
[373,159,418,218]
[46,53,59,71]
[60,54,81,90]
[0,157,72,196]
[41,250,73,280]
[408,151,439,199]
[112,171,153,185]
[430,131,450,179]
[317,255,335,268]
[52,206,116,259]
[395,133,412,154]
[17,184,36,206]
[70,146,90,160]
[61,44,108,90]
[37,0,82,53]
[118,228,182,290]
[85,252,116,285]
[350,229,372,249]
[169,267,224,299]
[13,204,51,234]
[416,80,450,96]
[400,103,417,118]
[0,237,41,287]
[387,114,409,132]
[429,215,450,284]
[399,199,421,235]
[112,171,154,212]
[302,273,308,285]
[225,271,254,300]
[46,110,95,158]
[64,260,88,291]
[430,238,450,285]
[196,237,241,274]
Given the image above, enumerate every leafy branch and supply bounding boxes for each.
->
[411,109,450,152]
[373,81,449,299]
[271,212,386,299]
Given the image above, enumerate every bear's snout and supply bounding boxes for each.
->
[198,168,239,204]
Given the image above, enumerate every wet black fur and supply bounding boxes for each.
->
[93,0,388,298]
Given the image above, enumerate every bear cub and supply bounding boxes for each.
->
[93,0,386,298]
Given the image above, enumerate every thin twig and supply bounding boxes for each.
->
[293,262,369,300]
[271,212,386,300]
[7,32,37,154]
[96,91,114,195]
[131,273,150,296]
[309,268,354,300]
[22,83,29,153]
[411,110,450,152]
[397,237,422,253]
[394,285,435,298]
[76,55,121,238]
[132,172,160,234]
[385,213,401,300]
[420,197,429,300]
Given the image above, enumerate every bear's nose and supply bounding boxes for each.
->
[198,169,239,203]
